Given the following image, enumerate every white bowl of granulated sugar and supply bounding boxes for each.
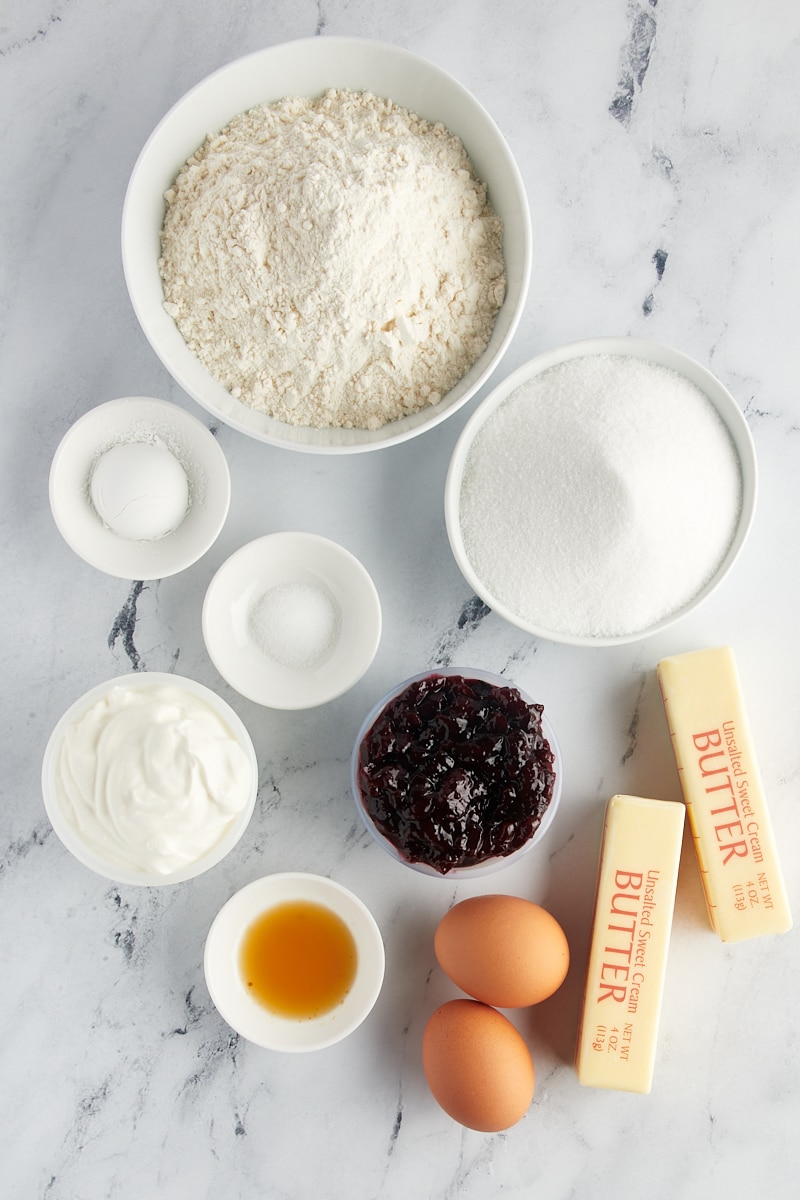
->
[444,337,757,647]
[122,38,531,454]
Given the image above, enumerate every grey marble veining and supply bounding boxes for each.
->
[3,1,800,1198]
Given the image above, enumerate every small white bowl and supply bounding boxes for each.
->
[352,668,562,878]
[444,337,758,647]
[204,872,385,1051]
[121,37,531,453]
[202,532,382,709]
[42,672,258,886]
[49,396,231,580]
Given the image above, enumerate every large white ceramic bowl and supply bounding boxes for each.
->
[42,672,258,886]
[444,337,758,647]
[204,872,385,1051]
[122,38,531,453]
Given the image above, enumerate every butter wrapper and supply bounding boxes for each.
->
[657,646,791,943]
[576,794,684,1094]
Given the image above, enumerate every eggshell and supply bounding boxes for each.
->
[434,894,569,1007]
[422,999,535,1132]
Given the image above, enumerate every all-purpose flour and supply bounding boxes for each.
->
[159,89,506,431]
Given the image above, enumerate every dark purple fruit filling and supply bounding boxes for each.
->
[356,673,556,873]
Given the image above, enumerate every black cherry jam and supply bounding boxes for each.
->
[356,673,556,874]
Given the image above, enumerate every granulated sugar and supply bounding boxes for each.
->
[458,354,743,639]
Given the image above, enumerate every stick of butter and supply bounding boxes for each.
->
[576,794,685,1095]
[657,646,791,943]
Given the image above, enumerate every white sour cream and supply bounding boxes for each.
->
[54,684,253,876]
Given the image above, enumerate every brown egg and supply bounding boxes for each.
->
[422,999,535,1131]
[434,894,569,1007]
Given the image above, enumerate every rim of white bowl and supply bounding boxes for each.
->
[121,37,532,454]
[41,672,258,886]
[204,872,385,1051]
[351,667,562,878]
[444,336,758,647]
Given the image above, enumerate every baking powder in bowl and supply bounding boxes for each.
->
[458,355,742,639]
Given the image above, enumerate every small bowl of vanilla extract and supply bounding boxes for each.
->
[204,872,385,1051]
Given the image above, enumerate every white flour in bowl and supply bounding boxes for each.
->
[159,89,506,431]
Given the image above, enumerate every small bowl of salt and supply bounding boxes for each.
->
[202,532,382,709]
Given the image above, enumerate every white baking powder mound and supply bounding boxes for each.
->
[159,89,505,431]
[458,355,743,639]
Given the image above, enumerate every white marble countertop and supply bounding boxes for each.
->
[3,2,799,1197]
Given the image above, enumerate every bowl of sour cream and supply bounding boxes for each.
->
[42,672,258,885]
